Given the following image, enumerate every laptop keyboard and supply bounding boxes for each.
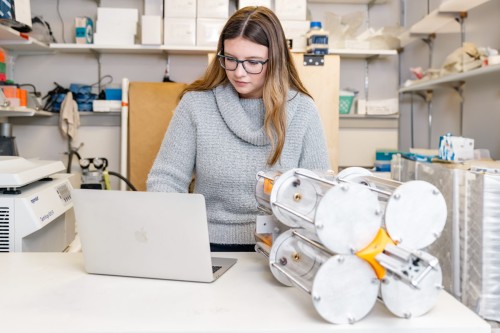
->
[212,265,222,274]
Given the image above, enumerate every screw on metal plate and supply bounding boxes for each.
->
[293,192,302,202]
[303,54,325,66]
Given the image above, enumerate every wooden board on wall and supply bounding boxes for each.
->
[128,82,187,191]
[291,53,340,172]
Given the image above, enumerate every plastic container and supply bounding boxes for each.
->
[306,21,329,55]
[339,90,355,114]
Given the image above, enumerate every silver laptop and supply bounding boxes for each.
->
[71,189,237,282]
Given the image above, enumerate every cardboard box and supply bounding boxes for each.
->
[197,0,229,19]
[164,0,196,18]
[275,0,306,21]
[196,18,226,47]
[128,82,188,191]
[164,18,196,46]
[141,15,163,45]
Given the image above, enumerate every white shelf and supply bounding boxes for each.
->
[331,48,398,58]
[50,43,216,55]
[292,48,398,58]
[399,64,500,93]
[50,43,397,58]
[439,0,491,13]
[162,45,216,55]
[409,9,460,35]
[0,25,50,54]
[400,0,491,47]
[0,107,36,117]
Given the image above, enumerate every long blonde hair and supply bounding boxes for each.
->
[182,6,311,165]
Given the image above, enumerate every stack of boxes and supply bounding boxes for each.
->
[163,0,228,47]
[274,0,309,51]
[163,1,197,46]
[196,0,228,47]
[94,7,139,45]
[88,1,311,49]
[142,0,163,45]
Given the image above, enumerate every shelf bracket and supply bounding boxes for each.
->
[421,34,435,69]
[89,50,103,93]
[453,81,465,136]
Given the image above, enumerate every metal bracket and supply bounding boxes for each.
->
[303,54,325,66]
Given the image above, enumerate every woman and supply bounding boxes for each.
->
[147,6,330,251]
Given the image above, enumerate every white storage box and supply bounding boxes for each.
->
[93,33,135,45]
[145,0,163,16]
[275,0,306,21]
[365,98,398,115]
[96,19,137,36]
[280,20,309,50]
[97,7,138,23]
[196,18,226,47]
[197,0,229,19]
[238,0,272,9]
[164,18,196,46]
[93,100,122,112]
[141,15,163,45]
[164,0,196,18]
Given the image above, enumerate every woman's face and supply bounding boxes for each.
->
[222,37,269,99]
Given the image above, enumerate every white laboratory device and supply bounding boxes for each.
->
[0,156,76,252]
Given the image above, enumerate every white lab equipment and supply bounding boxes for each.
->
[0,156,75,252]
[255,167,447,324]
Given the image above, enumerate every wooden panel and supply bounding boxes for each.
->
[292,53,340,171]
[128,82,187,191]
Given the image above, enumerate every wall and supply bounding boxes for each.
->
[12,0,207,188]
[14,1,500,186]
[399,0,500,159]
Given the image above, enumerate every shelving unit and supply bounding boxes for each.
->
[304,0,400,167]
[399,0,493,148]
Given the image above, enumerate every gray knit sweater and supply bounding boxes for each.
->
[147,83,330,244]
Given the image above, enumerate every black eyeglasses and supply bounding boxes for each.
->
[217,54,269,74]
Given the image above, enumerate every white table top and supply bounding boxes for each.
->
[0,252,490,333]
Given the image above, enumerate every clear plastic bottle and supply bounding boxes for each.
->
[306,21,329,55]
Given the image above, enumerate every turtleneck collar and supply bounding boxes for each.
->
[213,84,301,146]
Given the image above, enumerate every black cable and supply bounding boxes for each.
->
[66,150,82,173]
[18,83,39,95]
[108,171,138,191]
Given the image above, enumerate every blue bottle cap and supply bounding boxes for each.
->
[310,21,322,29]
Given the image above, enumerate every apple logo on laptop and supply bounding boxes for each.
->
[134,227,148,243]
